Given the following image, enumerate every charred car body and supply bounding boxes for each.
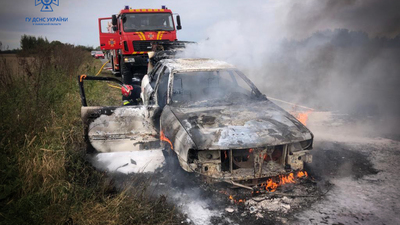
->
[79,58,313,187]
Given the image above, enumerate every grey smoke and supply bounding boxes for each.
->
[285,0,400,39]
[180,0,400,139]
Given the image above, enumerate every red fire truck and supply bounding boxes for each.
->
[98,5,182,85]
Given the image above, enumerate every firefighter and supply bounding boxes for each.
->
[121,84,141,106]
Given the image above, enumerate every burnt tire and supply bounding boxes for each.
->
[162,146,199,189]
[162,146,180,173]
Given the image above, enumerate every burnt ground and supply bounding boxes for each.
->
[108,141,384,225]
[150,141,382,225]
[307,141,379,180]
[91,112,400,225]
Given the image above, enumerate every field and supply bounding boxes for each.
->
[0,47,183,225]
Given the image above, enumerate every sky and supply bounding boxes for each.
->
[0,0,399,49]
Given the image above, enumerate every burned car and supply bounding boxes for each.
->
[79,58,313,187]
[141,58,314,186]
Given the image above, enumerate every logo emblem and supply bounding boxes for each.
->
[148,33,154,39]
[35,0,59,12]
[108,39,115,47]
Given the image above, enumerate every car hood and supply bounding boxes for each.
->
[169,100,313,149]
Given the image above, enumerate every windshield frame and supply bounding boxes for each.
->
[167,69,264,106]
[122,12,175,32]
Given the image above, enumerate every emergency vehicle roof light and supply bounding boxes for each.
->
[162,5,166,9]
[124,5,129,10]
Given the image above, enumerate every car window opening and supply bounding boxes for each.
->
[172,69,255,106]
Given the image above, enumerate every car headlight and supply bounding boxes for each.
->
[124,57,135,63]
[300,139,313,150]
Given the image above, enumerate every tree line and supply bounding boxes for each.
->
[0,35,96,54]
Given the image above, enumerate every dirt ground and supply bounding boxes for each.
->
[89,109,400,225]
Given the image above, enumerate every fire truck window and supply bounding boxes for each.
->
[123,13,174,32]
[100,19,114,33]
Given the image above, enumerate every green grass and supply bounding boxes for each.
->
[83,63,122,107]
[0,45,183,225]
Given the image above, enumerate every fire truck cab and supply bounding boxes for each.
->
[98,5,182,86]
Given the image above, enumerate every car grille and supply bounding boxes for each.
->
[132,41,152,52]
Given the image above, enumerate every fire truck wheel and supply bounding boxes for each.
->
[120,59,133,84]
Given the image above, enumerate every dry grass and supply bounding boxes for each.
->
[0,44,183,225]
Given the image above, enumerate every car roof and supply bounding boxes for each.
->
[160,58,236,73]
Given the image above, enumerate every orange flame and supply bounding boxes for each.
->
[229,195,245,204]
[297,171,308,178]
[294,110,313,125]
[220,191,245,204]
[260,171,308,192]
[160,130,173,150]
[222,171,308,203]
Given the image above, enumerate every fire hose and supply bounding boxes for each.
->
[95,60,110,76]
[93,60,121,90]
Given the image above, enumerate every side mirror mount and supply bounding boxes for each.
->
[112,15,118,32]
[112,15,117,26]
[176,15,182,30]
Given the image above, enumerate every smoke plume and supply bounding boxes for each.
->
[180,0,400,139]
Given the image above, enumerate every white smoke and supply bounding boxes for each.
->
[179,0,400,138]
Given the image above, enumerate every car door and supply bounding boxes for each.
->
[78,76,161,153]
[154,66,170,109]
[144,66,170,130]
[141,63,162,105]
